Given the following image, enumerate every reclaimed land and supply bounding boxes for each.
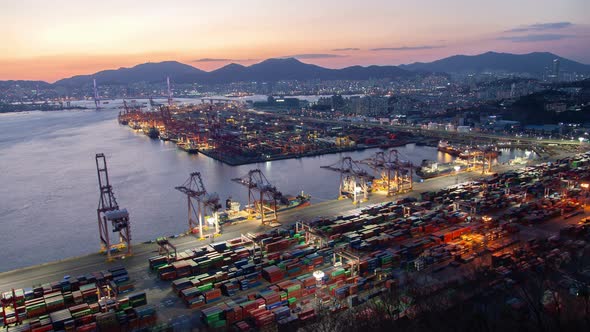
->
[196,140,414,166]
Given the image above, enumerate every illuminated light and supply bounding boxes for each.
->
[313,270,325,287]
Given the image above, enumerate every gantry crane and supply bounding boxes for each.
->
[232,169,286,224]
[358,149,413,196]
[93,79,100,109]
[1,289,21,327]
[321,157,372,203]
[167,76,174,106]
[175,172,222,239]
[466,148,494,174]
[95,153,131,261]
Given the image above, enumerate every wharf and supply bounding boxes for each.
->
[0,158,578,326]
[0,164,512,289]
[180,140,412,166]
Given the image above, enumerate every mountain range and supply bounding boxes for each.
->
[400,51,590,74]
[7,52,590,87]
[54,58,412,86]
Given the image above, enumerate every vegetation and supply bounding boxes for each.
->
[0,102,83,113]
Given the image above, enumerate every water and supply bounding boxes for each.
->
[0,103,535,271]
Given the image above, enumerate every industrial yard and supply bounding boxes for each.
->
[2,150,590,331]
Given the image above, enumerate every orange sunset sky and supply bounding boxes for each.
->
[1,0,589,82]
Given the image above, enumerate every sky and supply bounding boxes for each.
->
[0,0,589,82]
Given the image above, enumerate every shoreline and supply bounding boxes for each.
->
[195,140,416,166]
[0,150,566,276]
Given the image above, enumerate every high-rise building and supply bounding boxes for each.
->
[552,59,560,82]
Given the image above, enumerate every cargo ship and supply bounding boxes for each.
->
[281,192,312,211]
[177,142,198,154]
[416,160,456,179]
[146,127,160,139]
[437,140,461,157]
[458,148,501,160]
[118,115,129,126]
[238,192,311,214]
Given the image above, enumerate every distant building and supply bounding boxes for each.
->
[545,102,567,113]
[553,59,560,82]
[457,126,471,133]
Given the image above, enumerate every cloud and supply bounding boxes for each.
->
[332,48,360,51]
[370,45,445,51]
[193,58,255,62]
[504,22,573,33]
[497,34,572,43]
[282,53,347,59]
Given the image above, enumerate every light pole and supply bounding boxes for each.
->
[353,186,362,206]
[313,270,325,307]
[454,165,461,184]
[581,183,589,210]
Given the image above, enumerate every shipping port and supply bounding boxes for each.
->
[2,149,590,331]
[117,102,417,166]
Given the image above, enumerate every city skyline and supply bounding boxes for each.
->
[1,0,589,82]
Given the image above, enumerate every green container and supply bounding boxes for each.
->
[210,319,227,328]
[198,283,213,292]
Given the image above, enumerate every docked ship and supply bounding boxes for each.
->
[118,115,129,126]
[437,140,461,157]
[458,148,501,160]
[280,192,312,211]
[159,132,170,141]
[225,92,253,98]
[177,141,198,154]
[416,160,455,179]
[146,127,160,139]
[239,192,312,213]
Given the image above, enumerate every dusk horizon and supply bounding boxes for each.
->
[5,50,590,84]
[1,0,589,81]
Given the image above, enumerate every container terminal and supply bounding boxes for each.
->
[2,144,590,331]
[117,101,429,166]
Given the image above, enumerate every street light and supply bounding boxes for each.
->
[353,186,362,206]
[454,165,461,184]
[581,183,589,209]
[313,270,325,307]
[313,270,325,288]
[525,150,531,159]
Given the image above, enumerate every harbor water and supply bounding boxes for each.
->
[0,101,535,271]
